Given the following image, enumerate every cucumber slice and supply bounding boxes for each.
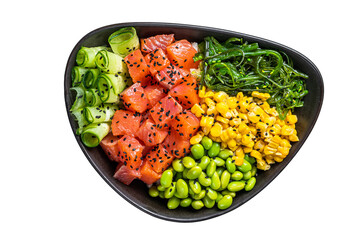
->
[95,50,127,75]
[81,123,110,147]
[83,103,119,124]
[97,73,126,103]
[108,27,140,56]
[85,88,102,107]
[83,68,100,89]
[71,66,88,87]
[71,109,89,135]
[76,46,108,68]
[70,87,86,111]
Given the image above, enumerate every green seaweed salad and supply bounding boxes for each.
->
[193,37,308,119]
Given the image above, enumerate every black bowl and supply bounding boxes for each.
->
[64,22,324,222]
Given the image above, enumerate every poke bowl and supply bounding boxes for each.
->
[64,22,323,222]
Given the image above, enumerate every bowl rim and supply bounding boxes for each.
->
[64,22,324,222]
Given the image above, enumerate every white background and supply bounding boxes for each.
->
[1,0,360,239]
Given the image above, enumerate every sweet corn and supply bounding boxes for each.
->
[198,86,206,98]
[286,114,298,124]
[190,133,203,145]
[229,118,242,127]
[204,97,215,107]
[252,91,271,101]
[204,91,215,98]
[233,155,244,166]
[213,91,228,103]
[191,103,205,117]
[227,139,237,148]
[281,125,295,136]
[227,97,238,109]
[206,105,217,115]
[216,115,229,124]
[216,102,232,118]
[289,134,299,142]
[250,150,263,160]
[226,128,237,139]
[210,122,222,137]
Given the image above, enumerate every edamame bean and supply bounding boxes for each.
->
[242,171,252,181]
[193,189,206,200]
[245,177,256,191]
[176,179,188,198]
[213,157,225,167]
[217,195,233,210]
[231,171,243,181]
[218,149,233,160]
[160,169,173,188]
[191,200,204,210]
[206,160,216,177]
[191,144,205,160]
[226,158,236,173]
[189,179,202,194]
[164,182,176,198]
[182,156,196,168]
[182,168,189,179]
[201,136,213,150]
[221,190,236,198]
[198,156,211,170]
[174,172,183,181]
[237,160,252,173]
[186,166,202,179]
[227,181,245,192]
[215,192,223,203]
[172,159,184,172]
[159,191,165,199]
[167,197,180,209]
[148,186,159,197]
[203,195,216,208]
[206,187,218,200]
[251,165,257,177]
[198,172,212,187]
[244,154,256,165]
[157,185,166,192]
[180,198,192,207]
[216,167,225,177]
[210,171,221,190]
[208,142,221,157]
[221,170,231,189]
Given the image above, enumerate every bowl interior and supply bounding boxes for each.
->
[64,22,323,222]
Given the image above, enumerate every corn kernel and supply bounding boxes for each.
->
[238,122,250,135]
[289,134,299,142]
[213,91,228,103]
[227,139,237,148]
[248,111,260,123]
[216,115,229,124]
[216,102,232,118]
[220,130,230,142]
[256,121,268,132]
[273,156,284,163]
[210,122,222,137]
[229,118,242,127]
[278,146,290,156]
[263,145,277,155]
[236,92,244,100]
[243,147,253,153]
[281,125,295,135]
[206,105,217,115]
[227,97,238,109]
[233,155,244,166]
[201,103,208,112]
[191,103,205,117]
[286,114,298,124]
[198,86,206,98]
[254,140,265,152]
[204,90,214,98]
[241,134,253,146]
[250,150,263,160]
[227,128,237,139]
[190,133,203,145]
[204,97,215,107]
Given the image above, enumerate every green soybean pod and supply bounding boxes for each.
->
[191,143,205,160]
[167,197,181,209]
[231,171,243,181]
[213,157,225,167]
[182,156,196,168]
[210,171,221,190]
[198,156,211,170]
[216,192,223,203]
[226,158,236,173]
[227,181,245,192]
[251,165,257,177]
[217,195,233,210]
[176,179,189,198]
[201,136,213,150]
[221,170,231,189]
[193,189,206,200]
[180,198,192,207]
[203,195,216,208]
[191,200,204,210]
[242,171,252,181]
[237,160,252,173]
[160,169,173,188]
[216,167,225,177]
[218,149,233,160]
[148,186,159,197]
[245,177,256,191]
[206,187,218,200]
[208,142,221,158]
[172,159,184,172]
[221,190,236,198]
[206,160,217,177]
[186,166,202,179]
[164,182,176,199]
[189,179,202,194]
[198,172,212,187]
